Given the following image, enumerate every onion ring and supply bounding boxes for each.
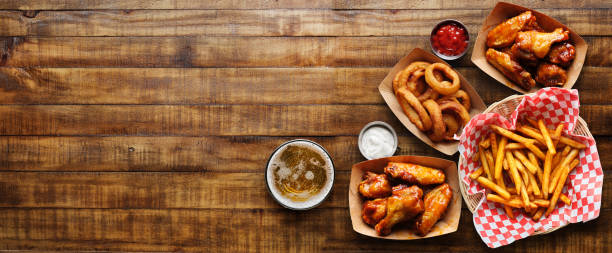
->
[438,100,471,127]
[417,87,439,102]
[442,113,460,140]
[439,90,471,110]
[422,99,446,142]
[406,69,426,95]
[424,63,461,95]
[395,86,432,131]
[394,61,430,94]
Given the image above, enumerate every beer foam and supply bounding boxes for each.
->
[266,140,334,210]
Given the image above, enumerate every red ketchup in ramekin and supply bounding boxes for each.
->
[430,20,469,60]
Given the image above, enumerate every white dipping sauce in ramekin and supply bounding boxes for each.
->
[358,121,398,160]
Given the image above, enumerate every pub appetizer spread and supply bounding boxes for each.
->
[392,61,471,142]
[486,11,576,90]
[358,162,451,236]
[470,118,586,220]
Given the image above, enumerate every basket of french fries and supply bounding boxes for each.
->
[457,87,603,248]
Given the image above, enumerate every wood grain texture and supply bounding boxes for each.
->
[1,9,611,36]
[0,208,610,252]
[0,136,609,172]
[0,104,609,136]
[2,36,612,67]
[1,170,611,210]
[0,67,610,105]
[0,0,609,10]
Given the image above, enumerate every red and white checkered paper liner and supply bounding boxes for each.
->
[458,88,603,248]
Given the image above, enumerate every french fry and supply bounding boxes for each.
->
[477,177,511,200]
[546,165,570,216]
[487,194,523,208]
[505,151,522,194]
[513,150,538,174]
[552,123,564,146]
[494,137,507,180]
[542,151,553,199]
[520,184,531,212]
[549,149,579,194]
[533,199,550,208]
[528,151,544,182]
[533,208,545,221]
[507,188,517,195]
[502,158,509,171]
[515,160,530,188]
[470,167,484,180]
[561,146,570,156]
[569,159,579,170]
[528,171,541,198]
[505,142,526,149]
[490,132,498,158]
[485,150,496,173]
[560,193,571,206]
[480,136,490,149]
[538,119,556,154]
[479,147,492,181]
[491,125,536,145]
[525,118,538,128]
[524,142,546,160]
[557,135,587,149]
[517,125,547,146]
[504,205,514,219]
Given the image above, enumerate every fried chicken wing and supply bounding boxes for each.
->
[375,185,424,236]
[384,162,445,185]
[535,63,567,87]
[486,11,537,48]
[362,198,387,226]
[547,42,576,68]
[416,183,453,236]
[486,48,536,90]
[515,28,570,59]
[510,43,538,68]
[358,171,392,199]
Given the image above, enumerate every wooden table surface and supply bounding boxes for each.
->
[0,0,610,252]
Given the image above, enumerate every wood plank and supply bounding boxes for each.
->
[0,67,610,105]
[0,0,609,10]
[0,208,609,252]
[0,104,609,136]
[0,136,443,172]
[1,170,611,209]
[0,136,609,172]
[2,9,611,36]
[2,36,611,68]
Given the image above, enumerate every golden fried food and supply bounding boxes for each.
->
[511,43,539,67]
[422,99,446,142]
[486,11,537,48]
[472,120,586,221]
[416,183,452,236]
[442,113,460,140]
[396,86,432,132]
[515,28,570,59]
[438,100,471,127]
[384,162,445,185]
[535,63,567,87]
[362,198,387,226]
[547,42,576,68]
[375,185,424,236]
[424,63,461,95]
[438,89,471,111]
[486,48,536,90]
[359,171,393,199]
[393,61,430,95]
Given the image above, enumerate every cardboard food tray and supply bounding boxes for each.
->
[378,48,487,156]
[471,2,587,94]
[348,155,462,239]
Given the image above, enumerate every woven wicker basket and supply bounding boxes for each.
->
[458,94,594,235]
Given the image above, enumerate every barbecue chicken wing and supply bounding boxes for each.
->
[375,185,424,236]
[359,171,392,199]
[535,63,567,87]
[486,48,536,90]
[416,183,453,236]
[486,11,537,48]
[384,162,445,185]
[547,42,576,68]
[515,28,570,59]
[362,198,387,226]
